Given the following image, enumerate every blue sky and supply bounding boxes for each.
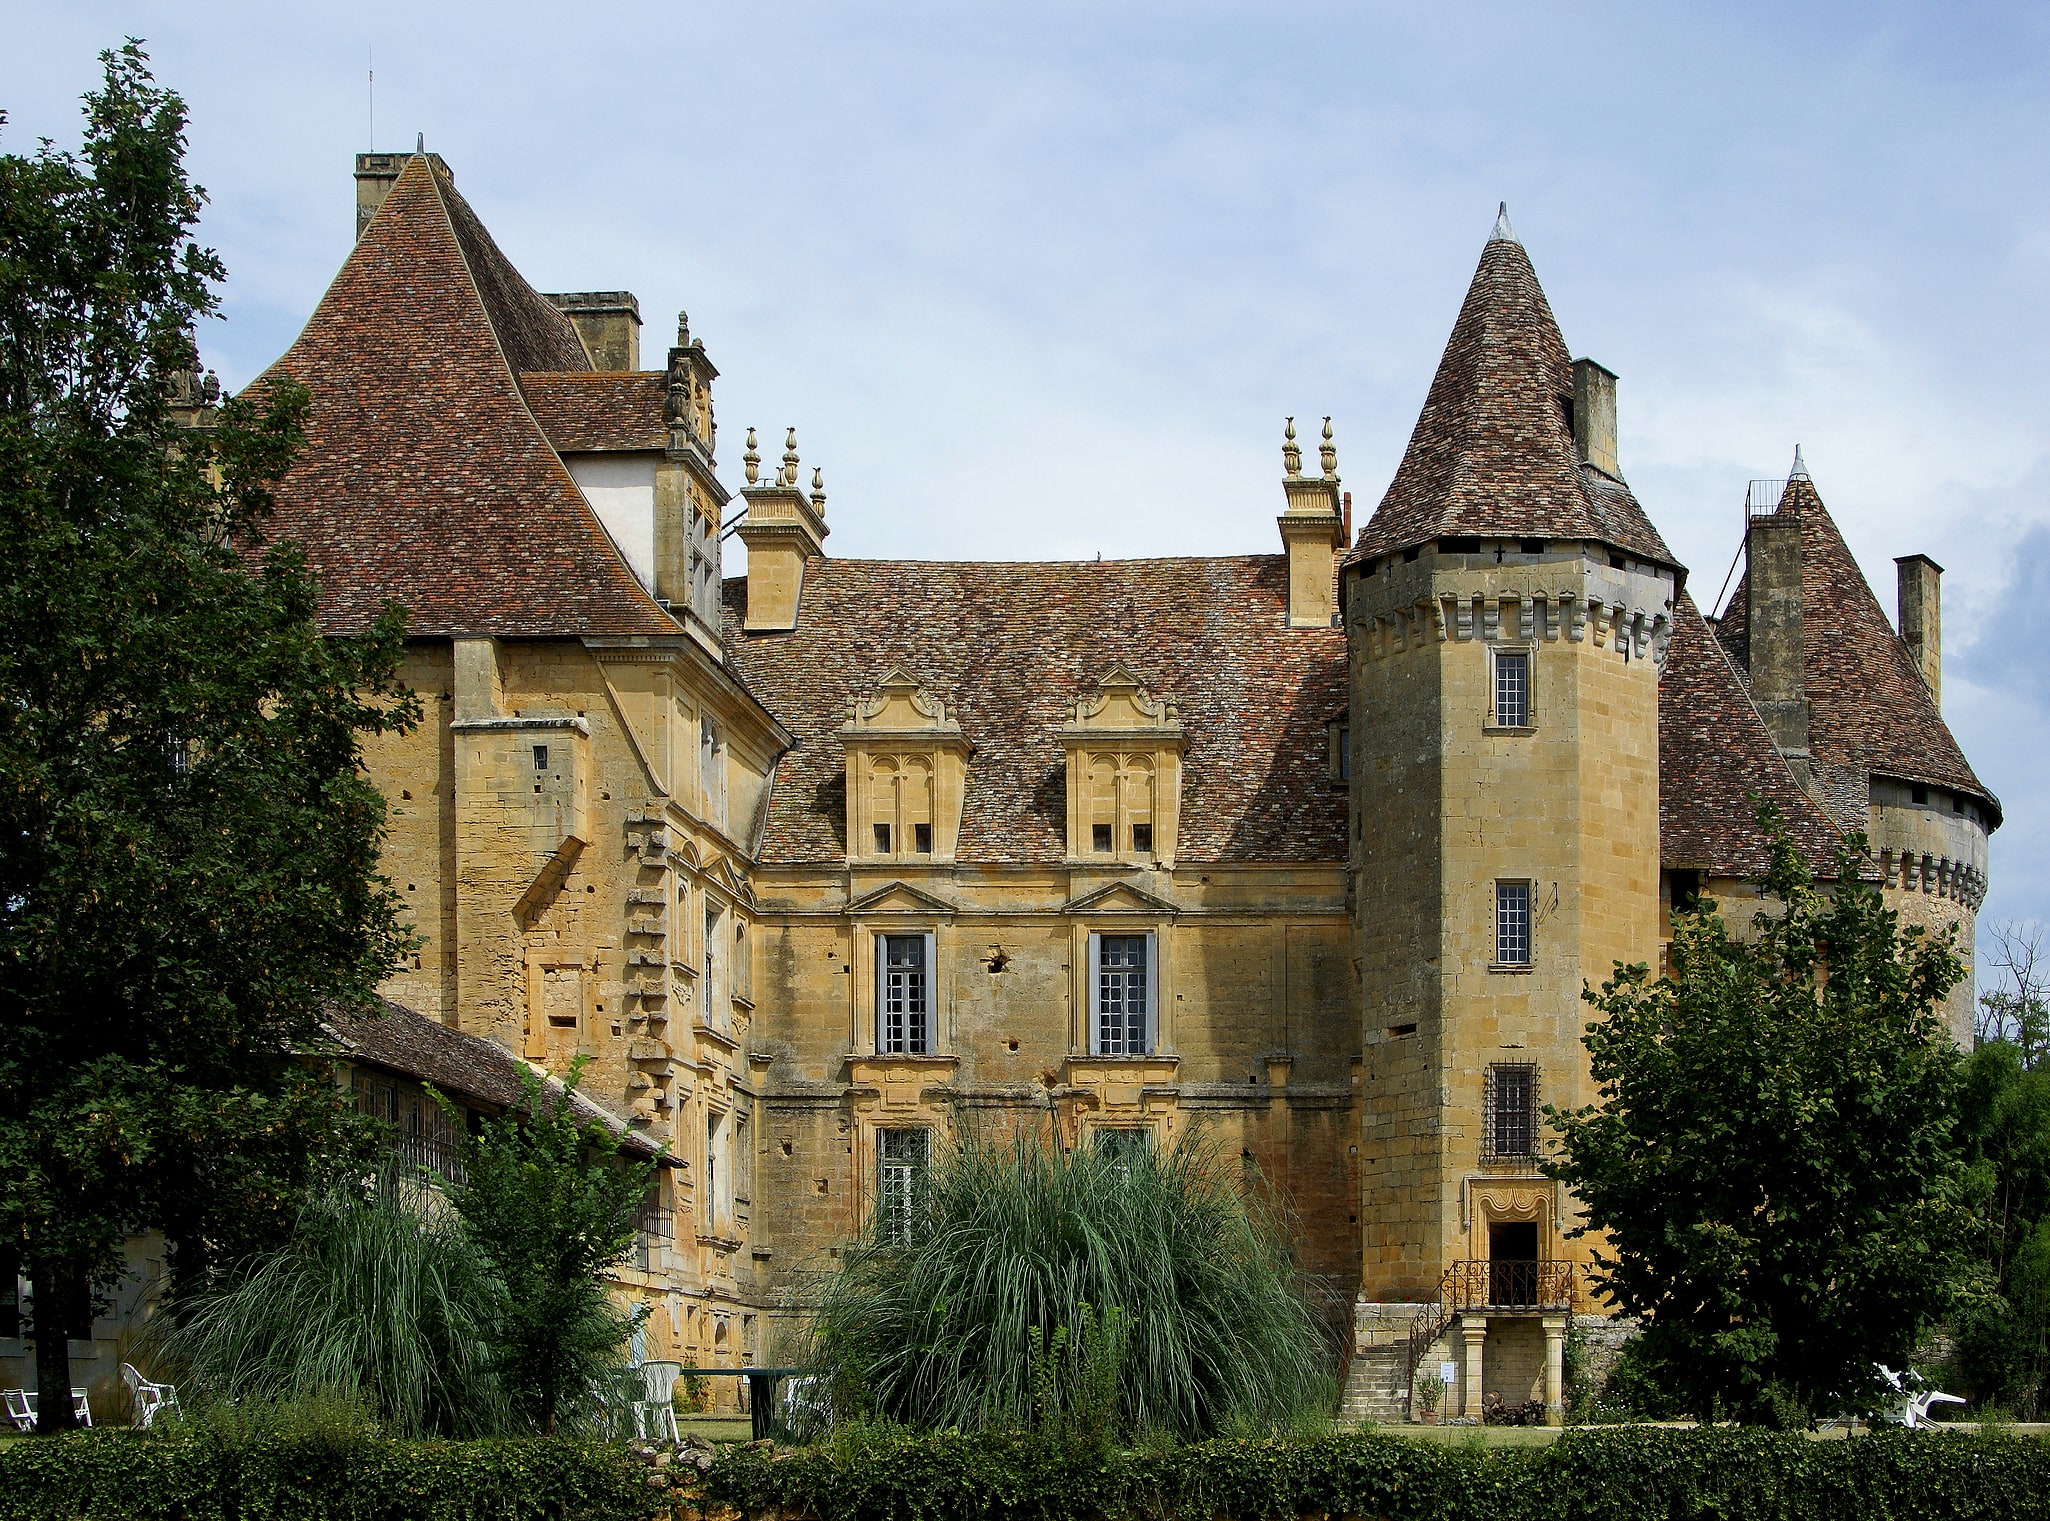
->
[8,2,2050,988]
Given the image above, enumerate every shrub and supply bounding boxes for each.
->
[156,1165,512,1438]
[807,1133,1327,1441]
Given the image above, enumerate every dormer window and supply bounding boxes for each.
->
[874,823,892,854]
[1060,668,1186,867]
[1131,824,1153,854]
[842,671,971,865]
[914,823,932,853]
[1092,823,1113,853]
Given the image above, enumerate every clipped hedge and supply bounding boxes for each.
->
[704,1426,2050,1521]
[0,1428,662,1521]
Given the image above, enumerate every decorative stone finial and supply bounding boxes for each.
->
[676,310,690,347]
[810,467,827,515]
[1490,201,1518,245]
[781,427,800,486]
[1320,416,1337,478]
[1282,417,1302,477]
[1789,444,1810,481]
[743,427,760,485]
[416,132,424,154]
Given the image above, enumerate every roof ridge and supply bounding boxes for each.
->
[409,160,675,630]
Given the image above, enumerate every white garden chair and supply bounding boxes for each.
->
[1875,1363,1966,1428]
[122,1363,179,1429]
[634,1360,682,1443]
[2,1389,31,1432]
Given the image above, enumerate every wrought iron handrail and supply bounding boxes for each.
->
[1405,1260,1576,1403]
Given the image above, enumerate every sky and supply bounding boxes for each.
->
[7,1,2050,993]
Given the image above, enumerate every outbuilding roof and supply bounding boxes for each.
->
[252,153,680,639]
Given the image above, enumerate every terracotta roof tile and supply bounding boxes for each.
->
[723,556,1348,864]
[327,1000,666,1160]
[519,371,670,453]
[253,155,679,639]
[1714,476,1997,821]
[1660,593,1845,876]
[1348,230,1676,570]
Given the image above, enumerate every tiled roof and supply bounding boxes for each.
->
[722,556,1348,864]
[1713,475,1998,821]
[1660,593,1845,876]
[326,1000,667,1160]
[520,371,670,452]
[1348,229,1676,570]
[252,154,680,639]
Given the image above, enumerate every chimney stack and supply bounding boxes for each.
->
[1277,417,1346,628]
[1571,358,1619,477]
[735,427,829,631]
[545,292,643,372]
[1895,554,1943,708]
[1746,503,1810,765]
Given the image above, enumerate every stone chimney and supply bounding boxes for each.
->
[1895,553,1943,708]
[735,427,829,632]
[1277,417,1346,628]
[355,149,452,240]
[545,292,643,372]
[1571,358,1619,477]
[1746,498,1810,765]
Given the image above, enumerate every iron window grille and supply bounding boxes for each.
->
[877,1127,932,1246]
[1495,880,1532,966]
[1483,1062,1540,1162]
[1093,934,1151,1056]
[1494,648,1530,727]
[878,934,931,1054]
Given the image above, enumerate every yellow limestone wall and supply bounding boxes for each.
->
[1349,543,1671,1305]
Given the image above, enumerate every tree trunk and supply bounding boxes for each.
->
[30,1262,78,1434]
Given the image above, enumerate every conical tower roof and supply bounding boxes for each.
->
[1716,468,1998,822]
[252,153,681,639]
[1348,212,1676,569]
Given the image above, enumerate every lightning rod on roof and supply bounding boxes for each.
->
[367,49,373,150]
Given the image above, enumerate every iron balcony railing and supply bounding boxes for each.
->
[1407,1259,1577,1394]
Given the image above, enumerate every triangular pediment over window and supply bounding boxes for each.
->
[848,880,963,918]
[1063,880,1181,917]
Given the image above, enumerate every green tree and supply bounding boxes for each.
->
[442,1063,656,1434]
[807,1132,1328,1442]
[0,45,416,1429]
[1954,1039,2050,1413]
[1546,818,1973,1425]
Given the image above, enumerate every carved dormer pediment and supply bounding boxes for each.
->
[1059,664,1185,739]
[847,880,963,919]
[842,670,972,866]
[1060,668,1187,868]
[1063,880,1181,918]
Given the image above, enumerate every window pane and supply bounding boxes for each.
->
[881,935,928,1054]
[1097,935,1150,1056]
[874,822,892,854]
[1495,650,1529,727]
[1092,822,1113,853]
[1488,1064,1536,1156]
[1496,882,1531,965]
[1131,823,1153,853]
[914,822,932,854]
[878,1128,931,1245]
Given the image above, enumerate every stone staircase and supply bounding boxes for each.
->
[1337,1300,1435,1427]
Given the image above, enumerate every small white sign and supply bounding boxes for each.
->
[1439,1361,1458,1386]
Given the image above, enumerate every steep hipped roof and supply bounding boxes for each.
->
[520,371,670,452]
[1660,593,1844,876]
[1349,218,1675,570]
[254,154,679,638]
[723,556,1348,865]
[326,1000,669,1161]
[1714,473,1998,822]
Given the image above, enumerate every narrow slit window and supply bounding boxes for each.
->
[874,822,892,854]
[878,934,930,1054]
[533,744,549,772]
[1494,650,1529,727]
[914,822,932,854]
[1496,881,1531,966]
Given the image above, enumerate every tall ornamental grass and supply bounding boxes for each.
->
[156,1166,513,1438]
[808,1134,1329,1441]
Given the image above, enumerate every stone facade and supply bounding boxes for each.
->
[30,159,1992,1428]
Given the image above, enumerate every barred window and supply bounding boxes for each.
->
[1484,1063,1539,1159]
[1494,649,1530,726]
[1092,934,1151,1056]
[877,1128,931,1245]
[1495,881,1531,965]
[877,934,932,1054]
